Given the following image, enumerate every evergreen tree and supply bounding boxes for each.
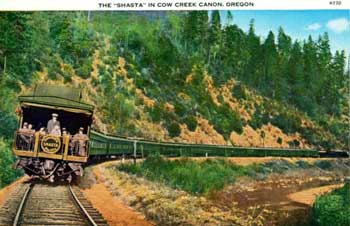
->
[262,31,278,97]
[327,50,346,116]
[0,13,36,84]
[302,36,319,116]
[183,11,209,54]
[208,11,221,73]
[245,19,262,88]
[286,41,304,108]
[222,24,247,80]
[316,33,332,112]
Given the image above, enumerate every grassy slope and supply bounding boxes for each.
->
[116,156,344,195]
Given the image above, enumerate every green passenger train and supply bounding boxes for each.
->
[89,130,319,159]
[13,84,321,182]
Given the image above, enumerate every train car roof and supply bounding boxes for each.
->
[18,84,94,113]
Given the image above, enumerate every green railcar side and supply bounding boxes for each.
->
[88,130,319,159]
[89,130,109,155]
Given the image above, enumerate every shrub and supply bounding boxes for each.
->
[0,110,17,139]
[118,157,242,194]
[0,139,22,188]
[46,57,61,80]
[61,64,75,83]
[232,84,247,100]
[295,160,311,169]
[277,137,283,145]
[212,104,243,138]
[260,160,295,174]
[314,160,333,170]
[76,58,92,78]
[184,115,197,132]
[167,122,181,137]
[288,139,300,148]
[313,183,350,226]
[174,102,187,117]
[147,104,162,123]
[249,104,268,129]
[271,111,302,134]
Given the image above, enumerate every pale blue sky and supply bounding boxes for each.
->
[220,10,350,56]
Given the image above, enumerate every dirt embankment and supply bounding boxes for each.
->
[79,166,154,226]
[86,161,255,226]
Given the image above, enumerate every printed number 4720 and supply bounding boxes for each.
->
[329,1,341,5]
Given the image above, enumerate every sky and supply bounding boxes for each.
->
[221,10,350,56]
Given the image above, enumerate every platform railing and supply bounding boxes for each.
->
[14,131,89,159]
[14,131,35,152]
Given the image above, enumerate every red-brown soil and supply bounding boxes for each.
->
[81,167,154,226]
[210,174,342,226]
[287,184,343,206]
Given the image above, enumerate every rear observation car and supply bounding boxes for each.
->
[13,84,94,182]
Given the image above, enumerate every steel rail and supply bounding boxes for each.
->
[69,185,98,226]
[12,183,33,226]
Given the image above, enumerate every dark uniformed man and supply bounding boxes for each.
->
[18,122,35,150]
[72,127,89,156]
[47,113,60,134]
[18,122,29,149]
[27,124,36,150]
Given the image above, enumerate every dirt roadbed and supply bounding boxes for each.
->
[287,184,343,206]
[80,166,154,226]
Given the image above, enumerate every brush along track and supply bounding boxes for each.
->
[0,183,108,226]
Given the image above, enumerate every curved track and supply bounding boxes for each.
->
[0,183,108,226]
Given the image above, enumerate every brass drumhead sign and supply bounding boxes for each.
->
[41,135,61,154]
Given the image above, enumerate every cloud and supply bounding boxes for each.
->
[306,23,321,31]
[326,18,349,33]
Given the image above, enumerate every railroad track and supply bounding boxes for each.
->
[0,183,108,226]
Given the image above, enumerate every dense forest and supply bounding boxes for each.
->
[0,11,348,186]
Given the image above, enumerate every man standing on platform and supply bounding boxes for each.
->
[72,127,89,156]
[47,113,60,134]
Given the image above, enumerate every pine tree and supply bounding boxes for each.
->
[316,33,333,114]
[222,24,247,80]
[262,31,278,97]
[183,11,209,55]
[302,36,318,116]
[0,13,36,85]
[286,41,304,108]
[245,19,262,88]
[275,27,292,101]
[208,11,221,65]
[327,50,346,116]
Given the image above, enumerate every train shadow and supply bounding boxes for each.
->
[23,176,80,186]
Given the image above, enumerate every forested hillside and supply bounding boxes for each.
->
[0,11,349,179]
